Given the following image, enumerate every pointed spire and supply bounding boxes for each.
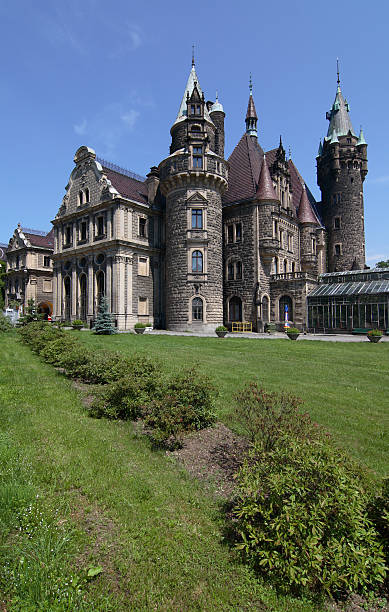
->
[246,75,258,137]
[173,60,213,127]
[256,156,278,201]
[317,140,323,157]
[298,184,318,224]
[325,62,356,138]
[192,44,195,67]
[357,126,367,146]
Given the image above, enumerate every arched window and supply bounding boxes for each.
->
[192,297,203,321]
[80,274,87,321]
[64,276,71,321]
[291,261,296,272]
[229,296,242,322]
[78,191,84,206]
[85,188,90,203]
[192,250,203,273]
[262,296,269,322]
[279,295,293,322]
[96,270,105,303]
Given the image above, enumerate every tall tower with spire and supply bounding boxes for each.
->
[158,60,227,330]
[317,63,368,272]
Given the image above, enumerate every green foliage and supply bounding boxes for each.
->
[89,376,158,420]
[234,382,321,448]
[72,319,85,327]
[0,259,6,309]
[376,259,389,269]
[230,383,386,597]
[18,321,65,354]
[0,312,13,332]
[286,327,300,334]
[134,322,147,328]
[367,328,383,337]
[93,297,117,335]
[368,479,389,590]
[216,325,228,332]
[17,298,43,326]
[39,336,78,365]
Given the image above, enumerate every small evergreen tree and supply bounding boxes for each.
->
[18,298,43,326]
[93,296,117,335]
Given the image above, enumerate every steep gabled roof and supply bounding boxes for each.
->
[297,185,319,224]
[22,227,54,249]
[223,133,264,204]
[102,167,148,205]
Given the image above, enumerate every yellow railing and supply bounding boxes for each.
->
[231,321,252,333]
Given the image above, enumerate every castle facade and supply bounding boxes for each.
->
[51,63,371,332]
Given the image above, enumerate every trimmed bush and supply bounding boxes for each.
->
[230,383,386,597]
[88,376,158,421]
[39,336,78,365]
[0,313,13,332]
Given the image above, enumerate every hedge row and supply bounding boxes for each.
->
[18,322,217,448]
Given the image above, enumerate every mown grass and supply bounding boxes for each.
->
[77,332,389,477]
[0,332,322,611]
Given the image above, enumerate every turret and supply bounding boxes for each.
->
[256,156,281,263]
[298,184,320,273]
[159,59,227,331]
[317,63,367,272]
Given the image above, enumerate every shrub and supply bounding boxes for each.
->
[88,373,160,420]
[234,382,322,448]
[143,368,217,448]
[367,329,383,337]
[0,312,13,332]
[368,478,389,590]
[56,345,93,378]
[232,434,386,597]
[76,352,157,385]
[72,319,84,327]
[216,325,228,332]
[18,321,63,352]
[40,336,78,365]
[286,326,300,334]
[134,322,147,329]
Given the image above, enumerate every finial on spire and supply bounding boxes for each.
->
[192,45,195,67]
[216,90,219,101]
[336,58,340,86]
[249,73,253,95]
[288,146,292,159]
[279,135,283,147]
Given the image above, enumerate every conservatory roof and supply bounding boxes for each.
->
[308,279,389,299]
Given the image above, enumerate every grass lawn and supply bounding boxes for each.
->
[78,332,389,478]
[0,332,323,611]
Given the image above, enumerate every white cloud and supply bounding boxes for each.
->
[128,27,142,50]
[121,110,140,130]
[74,119,88,135]
[366,253,387,263]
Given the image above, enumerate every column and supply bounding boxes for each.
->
[127,256,133,314]
[56,268,62,318]
[106,257,112,312]
[72,264,77,318]
[118,257,125,315]
[112,256,119,313]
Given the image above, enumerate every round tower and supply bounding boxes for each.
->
[317,68,367,272]
[159,62,227,331]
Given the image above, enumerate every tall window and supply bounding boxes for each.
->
[193,156,203,168]
[227,263,234,280]
[65,226,71,245]
[279,295,293,322]
[64,277,71,321]
[191,209,203,229]
[229,296,242,322]
[235,223,242,241]
[80,221,87,241]
[192,297,203,321]
[44,256,50,267]
[96,271,105,303]
[227,225,233,243]
[192,250,203,273]
[80,274,87,321]
[139,217,146,237]
[236,261,242,279]
[96,216,104,237]
[335,244,341,256]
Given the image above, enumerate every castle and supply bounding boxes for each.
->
[13,60,385,333]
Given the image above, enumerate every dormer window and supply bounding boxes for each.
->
[196,104,201,115]
[190,104,195,115]
[78,191,84,206]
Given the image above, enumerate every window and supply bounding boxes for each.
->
[191,125,201,132]
[193,156,203,168]
[15,279,19,293]
[235,223,242,241]
[43,280,52,293]
[227,263,234,280]
[139,217,147,237]
[227,225,233,243]
[196,104,201,115]
[311,238,316,254]
[192,297,203,321]
[96,216,104,237]
[335,244,341,256]
[193,146,202,155]
[65,226,71,245]
[235,261,242,279]
[80,221,87,241]
[78,191,84,206]
[96,253,105,265]
[332,193,341,204]
[44,256,50,267]
[192,250,203,273]
[138,297,148,315]
[16,255,19,269]
[85,188,90,203]
[191,209,203,229]
[138,256,149,276]
[334,217,341,229]
[190,104,195,115]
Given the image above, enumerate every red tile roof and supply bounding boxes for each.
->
[23,228,54,249]
[297,185,319,224]
[256,155,278,201]
[223,133,264,204]
[103,167,148,204]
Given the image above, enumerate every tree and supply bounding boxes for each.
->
[93,296,117,335]
[18,298,43,326]
[376,259,389,269]
[0,260,6,310]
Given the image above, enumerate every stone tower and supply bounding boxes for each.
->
[317,69,368,272]
[159,61,227,331]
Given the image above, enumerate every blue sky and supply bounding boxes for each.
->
[1,0,388,265]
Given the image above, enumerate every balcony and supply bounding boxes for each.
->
[270,271,318,283]
[259,237,280,260]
